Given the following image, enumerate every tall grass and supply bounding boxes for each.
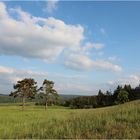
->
[0,100,139,139]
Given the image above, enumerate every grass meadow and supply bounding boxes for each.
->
[0,100,139,139]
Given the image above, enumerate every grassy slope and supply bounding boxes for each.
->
[0,100,139,139]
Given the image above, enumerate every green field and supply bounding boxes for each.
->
[0,100,139,139]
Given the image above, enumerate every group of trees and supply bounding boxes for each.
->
[9,78,59,110]
[9,78,140,110]
[64,84,140,109]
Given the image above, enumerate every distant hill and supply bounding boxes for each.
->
[0,94,22,103]
[59,94,81,100]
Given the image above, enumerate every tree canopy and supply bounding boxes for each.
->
[39,79,59,109]
[10,78,37,110]
[117,90,129,103]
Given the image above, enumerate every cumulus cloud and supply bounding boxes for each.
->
[64,54,93,70]
[0,2,84,61]
[44,0,59,13]
[64,54,122,72]
[0,2,122,72]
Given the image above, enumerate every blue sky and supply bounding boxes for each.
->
[0,1,140,95]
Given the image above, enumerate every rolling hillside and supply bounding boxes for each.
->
[0,100,139,139]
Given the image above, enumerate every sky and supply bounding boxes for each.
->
[0,1,140,95]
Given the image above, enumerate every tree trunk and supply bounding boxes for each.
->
[45,99,47,110]
[22,97,25,111]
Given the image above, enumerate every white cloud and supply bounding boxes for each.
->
[0,2,84,61]
[108,56,120,61]
[0,65,48,77]
[0,66,14,74]
[129,75,139,82]
[50,73,86,79]
[92,43,104,50]
[44,0,59,13]
[93,61,122,72]
[0,2,122,73]
[108,74,140,88]
[81,42,104,51]
[108,80,114,85]
[0,65,94,95]
[64,54,93,70]
[0,65,48,94]
[127,75,140,86]
[56,82,95,95]
[0,2,8,18]
[64,54,122,72]
[8,76,22,83]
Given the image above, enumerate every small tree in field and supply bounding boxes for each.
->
[39,79,59,110]
[9,78,37,110]
[117,90,129,103]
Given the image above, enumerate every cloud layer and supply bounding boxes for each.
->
[108,74,140,88]
[64,54,122,72]
[0,65,48,93]
[0,2,122,72]
[0,65,95,95]
[0,2,84,61]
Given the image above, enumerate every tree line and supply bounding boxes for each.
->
[9,78,140,110]
[63,84,140,109]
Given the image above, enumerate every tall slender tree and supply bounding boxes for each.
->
[9,78,37,110]
[39,79,59,110]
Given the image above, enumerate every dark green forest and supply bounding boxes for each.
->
[63,85,140,109]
